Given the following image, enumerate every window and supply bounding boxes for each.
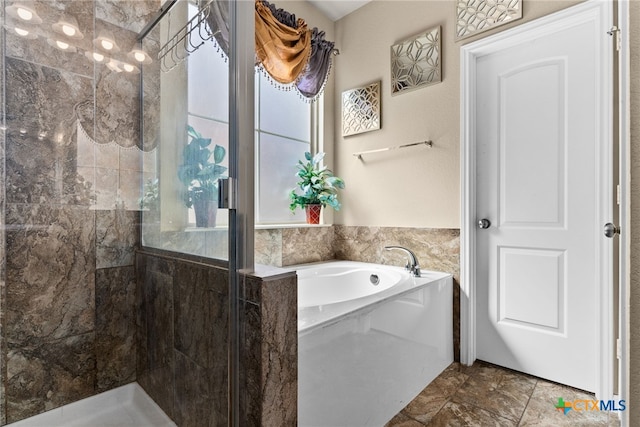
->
[256,72,310,224]
[187,33,313,225]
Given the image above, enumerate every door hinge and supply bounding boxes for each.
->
[607,26,621,51]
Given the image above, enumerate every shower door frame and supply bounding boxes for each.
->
[137,1,256,424]
[227,0,256,425]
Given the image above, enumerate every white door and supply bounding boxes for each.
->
[473,1,612,393]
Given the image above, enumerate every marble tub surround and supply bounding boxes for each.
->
[333,226,460,277]
[386,361,620,426]
[261,225,461,360]
[254,226,335,267]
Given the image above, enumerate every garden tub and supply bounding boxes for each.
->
[295,260,453,426]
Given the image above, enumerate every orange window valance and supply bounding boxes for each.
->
[255,0,311,85]
[204,0,335,101]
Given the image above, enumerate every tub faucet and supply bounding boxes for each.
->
[384,246,421,277]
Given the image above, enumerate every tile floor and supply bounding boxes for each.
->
[386,361,621,426]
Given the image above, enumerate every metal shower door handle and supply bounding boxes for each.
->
[478,219,491,229]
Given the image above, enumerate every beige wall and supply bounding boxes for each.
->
[332,0,580,228]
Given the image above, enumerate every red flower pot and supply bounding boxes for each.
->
[305,204,322,224]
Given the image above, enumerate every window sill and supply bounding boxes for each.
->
[256,223,332,230]
[180,223,332,232]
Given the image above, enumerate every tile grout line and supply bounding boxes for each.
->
[516,379,538,426]
[423,368,472,426]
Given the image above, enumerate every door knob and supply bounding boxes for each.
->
[478,219,491,229]
[604,223,620,238]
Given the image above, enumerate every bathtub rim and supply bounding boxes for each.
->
[290,260,453,334]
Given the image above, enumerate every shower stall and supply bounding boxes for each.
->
[0,0,300,425]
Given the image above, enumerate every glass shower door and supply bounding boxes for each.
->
[139,0,254,424]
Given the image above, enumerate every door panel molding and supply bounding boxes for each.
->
[460,0,614,398]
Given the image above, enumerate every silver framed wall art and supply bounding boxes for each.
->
[342,81,381,137]
[455,0,522,40]
[391,26,441,95]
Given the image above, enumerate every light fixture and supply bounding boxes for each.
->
[11,25,37,39]
[85,50,106,63]
[6,3,43,24]
[122,63,140,74]
[106,60,122,73]
[127,49,152,65]
[52,15,83,40]
[93,31,119,53]
[47,38,76,52]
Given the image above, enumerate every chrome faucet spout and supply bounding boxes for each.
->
[384,245,421,277]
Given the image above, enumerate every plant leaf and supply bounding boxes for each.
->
[312,152,325,165]
[187,125,200,139]
[198,137,212,148]
[213,145,226,164]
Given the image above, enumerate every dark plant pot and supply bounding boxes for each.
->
[305,204,322,224]
[194,198,218,228]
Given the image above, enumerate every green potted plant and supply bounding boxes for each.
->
[177,125,227,228]
[289,151,345,224]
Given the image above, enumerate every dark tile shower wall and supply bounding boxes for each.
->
[0,1,159,424]
[136,251,298,426]
[136,252,230,426]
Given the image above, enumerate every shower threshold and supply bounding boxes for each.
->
[6,383,176,427]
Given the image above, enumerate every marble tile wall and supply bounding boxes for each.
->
[1,0,159,424]
[0,4,6,424]
[254,226,335,267]
[242,266,298,426]
[136,251,298,427]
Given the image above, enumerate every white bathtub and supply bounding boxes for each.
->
[295,260,453,426]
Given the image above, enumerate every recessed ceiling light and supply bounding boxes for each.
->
[128,49,152,65]
[47,38,76,52]
[93,32,120,53]
[6,3,43,24]
[52,16,84,40]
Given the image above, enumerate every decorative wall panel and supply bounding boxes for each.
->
[342,81,381,137]
[456,0,522,40]
[391,26,441,95]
